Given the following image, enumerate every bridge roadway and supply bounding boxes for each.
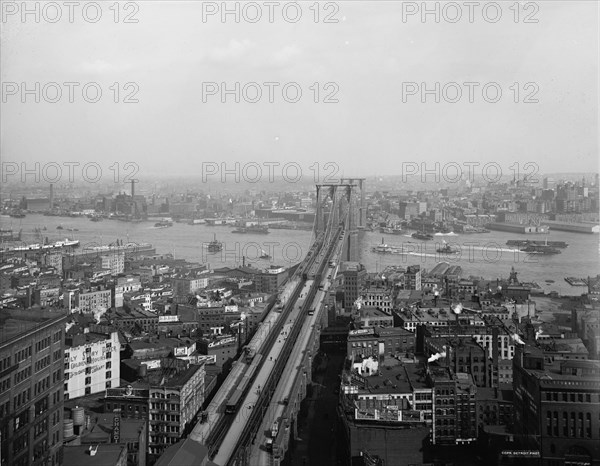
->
[249,225,345,465]
[187,203,346,464]
[212,279,315,465]
[250,272,334,465]
[215,227,344,465]
[189,275,303,445]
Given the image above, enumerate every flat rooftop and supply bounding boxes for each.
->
[0,307,69,347]
[63,444,126,466]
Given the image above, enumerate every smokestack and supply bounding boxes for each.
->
[49,183,54,209]
[131,180,135,197]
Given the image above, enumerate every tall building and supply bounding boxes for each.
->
[404,265,422,291]
[513,344,600,465]
[104,359,205,461]
[340,262,366,309]
[426,366,478,445]
[0,308,70,466]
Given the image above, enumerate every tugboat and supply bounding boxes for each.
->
[206,234,223,253]
[56,225,64,230]
[259,249,271,259]
[436,241,459,254]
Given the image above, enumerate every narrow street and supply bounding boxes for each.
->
[284,345,347,466]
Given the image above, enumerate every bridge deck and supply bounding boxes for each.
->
[212,280,314,465]
[251,273,334,465]
[189,276,301,445]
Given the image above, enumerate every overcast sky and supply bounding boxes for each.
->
[1,1,598,183]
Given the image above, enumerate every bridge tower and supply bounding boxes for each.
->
[315,183,358,261]
[340,177,366,229]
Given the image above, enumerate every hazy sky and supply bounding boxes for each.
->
[1,1,598,184]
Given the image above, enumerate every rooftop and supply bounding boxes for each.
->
[63,444,127,466]
[154,438,211,466]
[0,307,69,347]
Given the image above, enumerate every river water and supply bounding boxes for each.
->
[5,214,599,296]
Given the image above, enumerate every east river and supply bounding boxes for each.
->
[5,214,599,296]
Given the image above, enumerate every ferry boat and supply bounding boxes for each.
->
[371,238,396,254]
[206,234,223,253]
[436,241,459,254]
[518,235,562,255]
[520,244,561,255]
[380,226,403,235]
[3,239,80,252]
[232,224,269,234]
[411,231,433,241]
[205,217,237,226]
[507,239,568,248]
[154,219,173,228]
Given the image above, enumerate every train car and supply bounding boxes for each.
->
[225,386,244,414]
[224,354,263,414]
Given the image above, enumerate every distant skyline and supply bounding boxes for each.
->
[1,1,598,178]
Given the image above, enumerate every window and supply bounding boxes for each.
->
[85,377,91,385]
